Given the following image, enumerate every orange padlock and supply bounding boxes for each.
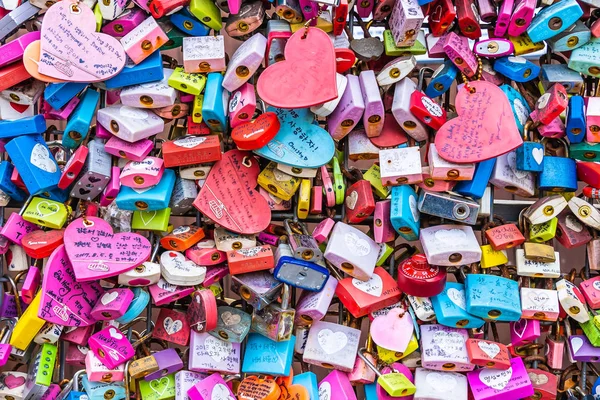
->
[160,225,205,251]
[238,375,282,400]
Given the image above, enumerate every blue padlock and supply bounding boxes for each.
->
[202,72,228,133]
[0,161,25,202]
[5,134,61,196]
[494,56,540,83]
[431,281,485,329]
[44,82,87,110]
[273,244,329,292]
[454,158,496,199]
[170,7,211,36]
[292,371,319,400]
[537,138,577,192]
[516,123,544,172]
[541,64,584,95]
[63,88,101,149]
[464,269,522,322]
[365,382,378,400]
[500,84,531,134]
[81,374,125,400]
[104,50,164,90]
[41,186,70,203]
[566,95,586,144]
[115,287,150,324]
[425,60,458,98]
[0,115,46,139]
[526,0,583,43]
[241,333,295,376]
[390,185,419,241]
[116,168,176,211]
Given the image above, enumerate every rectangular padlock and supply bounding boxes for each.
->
[121,16,168,65]
[97,105,165,143]
[420,324,474,372]
[226,245,274,275]
[162,136,221,168]
[388,0,423,47]
[71,139,111,201]
[303,321,360,372]
[466,357,534,400]
[520,287,560,321]
[379,147,422,186]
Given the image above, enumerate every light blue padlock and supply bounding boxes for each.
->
[254,107,336,169]
[568,37,600,78]
[44,82,87,110]
[116,168,176,211]
[526,0,582,43]
[241,333,295,376]
[454,158,496,199]
[5,134,61,196]
[170,7,211,36]
[115,288,149,324]
[425,60,458,98]
[202,72,228,133]
[63,88,101,149]
[541,64,585,95]
[500,84,531,135]
[566,95,586,144]
[81,374,125,400]
[390,185,419,241]
[0,161,25,202]
[64,370,88,400]
[546,20,590,52]
[0,115,46,139]
[465,270,521,322]
[365,382,378,400]
[431,282,485,329]
[537,139,577,192]
[494,56,540,83]
[516,124,544,172]
[292,371,319,400]
[104,50,164,90]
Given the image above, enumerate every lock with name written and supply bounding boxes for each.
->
[465,265,521,321]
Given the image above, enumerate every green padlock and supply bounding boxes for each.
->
[570,142,600,161]
[22,197,71,229]
[364,164,389,199]
[376,243,393,267]
[358,348,417,397]
[167,67,206,96]
[163,28,186,50]
[579,312,600,346]
[132,208,172,232]
[138,373,176,400]
[529,218,558,242]
[189,0,222,31]
[383,30,426,56]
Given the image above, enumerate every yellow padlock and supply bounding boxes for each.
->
[376,334,418,364]
[297,179,311,220]
[10,291,45,350]
[480,244,509,269]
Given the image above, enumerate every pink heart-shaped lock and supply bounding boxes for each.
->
[257,28,337,109]
[64,217,152,281]
[434,81,523,163]
[38,244,103,327]
[39,1,126,82]
[370,307,414,353]
[193,150,271,234]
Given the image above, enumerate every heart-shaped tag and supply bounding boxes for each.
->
[257,28,337,108]
[194,150,271,234]
[317,329,348,354]
[479,367,513,390]
[159,251,206,285]
[254,108,335,168]
[435,81,523,163]
[38,245,103,327]
[163,317,183,335]
[352,273,383,296]
[478,341,501,359]
[231,112,281,150]
[39,1,126,82]
[370,308,413,352]
[4,374,25,389]
[447,288,467,310]
[64,217,151,281]
[238,376,280,400]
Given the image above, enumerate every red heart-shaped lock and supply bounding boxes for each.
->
[231,112,281,150]
[193,150,271,234]
[22,229,65,259]
[335,48,356,74]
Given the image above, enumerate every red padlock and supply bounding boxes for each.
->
[397,253,446,297]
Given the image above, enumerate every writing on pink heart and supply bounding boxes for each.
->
[38,244,103,327]
[64,217,151,281]
[39,1,126,82]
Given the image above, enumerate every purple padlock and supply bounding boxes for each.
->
[145,348,184,381]
[295,276,338,326]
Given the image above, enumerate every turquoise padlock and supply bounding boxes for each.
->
[431,282,485,329]
[464,267,521,322]
[202,72,227,133]
[292,371,319,400]
[115,288,150,324]
[390,185,419,241]
[116,168,176,211]
[241,333,295,376]
[81,374,125,400]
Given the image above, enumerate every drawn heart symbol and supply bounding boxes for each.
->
[108,327,123,340]
[10,102,30,113]
[150,376,170,396]
[512,319,528,338]
[317,329,348,354]
[22,228,64,258]
[370,308,413,352]
[532,147,544,164]
[36,201,59,217]
[447,288,467,310]
[345,191,358,210]
[435,81,523,163]
[4,374,25,389]
[205,335,233,363]
[194,150,271,234]
[571,337,584,353]
[221,311,241,326]
[231,112,281,150]
[254,108,336,168]
[64,217,151,281]
[163,317,183,335]
[528,290,550,305]
[39,1,126,82]
[38,245,103,327]
[257,28,337,108]
[478,341,501,359]
[430,4,443,22]
[479,367,513,390]
[352,274,383,296]
[140,210,157,226]
[101,291,119,305]
[528,372,549,386]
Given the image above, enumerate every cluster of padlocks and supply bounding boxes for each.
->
[0,0,600,396]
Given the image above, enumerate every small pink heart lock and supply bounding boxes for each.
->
[370,307,414,353]
[63,217,152,281]
[38,1,126,82]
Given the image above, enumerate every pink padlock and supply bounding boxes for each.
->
[43,96,80,120]
[580,275,600,309]
[90,288,134,321]
[95,122,114,140]
[85,350,125,382]
[21,263,40,304]
[467,357,534,400]
[359,70,384,138]
[373,200,395,243]
[312,217,335,244]
[105,136,154,162]
[0,211,39,246]
[149,278,195,306]
[507,0,536,37]
[65,344,88,367]
[188,373,236,400]
[0,31,39,67]
[295,276,338,325]
[509,318,541,346]
[102,8,147,37]
[228,83,256,129]
[189,331,241,374]
[100,166,121,207]
[88,326,135,369]
[202,265,229,287]
[443,32,478,78]
[318,370,357,400]
[120,16,168,64]
[62,325,95,345]
[175,370,208,399]
[119,157,165,189]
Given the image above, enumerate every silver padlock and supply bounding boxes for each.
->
[284,219,323,263]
